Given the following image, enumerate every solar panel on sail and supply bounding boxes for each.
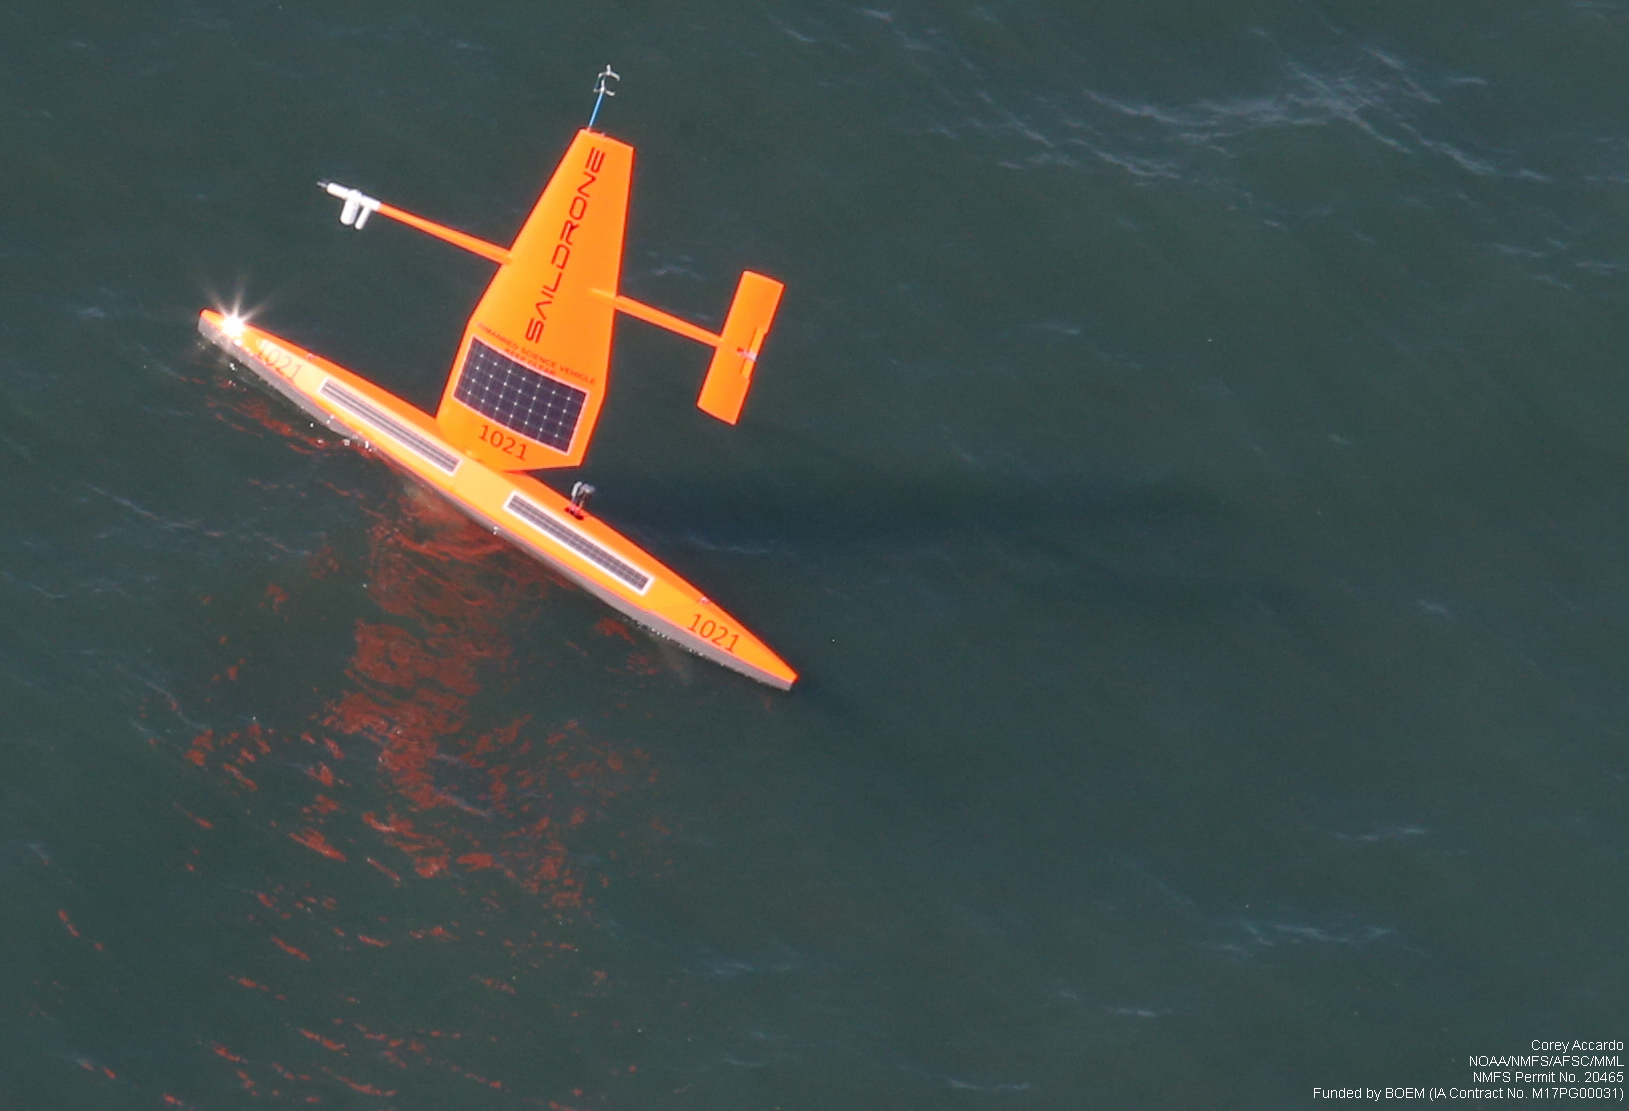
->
[453,339,587,452]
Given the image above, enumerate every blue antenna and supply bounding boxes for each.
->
[588,66,620,130]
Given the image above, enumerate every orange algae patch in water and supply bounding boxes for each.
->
[365,857,402,884]
[323,1069,394,1097]
[593,616,636,643]
[362,811,400,834]
[350,619,474,692]
[289,829,346,862]
[300,1029,346,1053]
[174,804,214,829]
[186,730,213,766]
[271,937,311,961]
[263,582,290,615]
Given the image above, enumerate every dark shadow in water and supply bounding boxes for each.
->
[584,452,1235,550]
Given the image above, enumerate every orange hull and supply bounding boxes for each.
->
[198,310,796,690]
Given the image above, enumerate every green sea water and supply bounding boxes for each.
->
[2,1,1627,1107]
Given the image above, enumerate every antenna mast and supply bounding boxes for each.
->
[588,66,620,131]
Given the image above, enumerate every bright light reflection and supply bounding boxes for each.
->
[221,313,246,340]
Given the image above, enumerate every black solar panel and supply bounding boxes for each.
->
[319,379,461,475]
[454,339,587,452]
[505,494,651,593]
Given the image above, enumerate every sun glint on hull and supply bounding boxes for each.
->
[198,309,796,690]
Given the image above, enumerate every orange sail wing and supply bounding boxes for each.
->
[435,129,632,470]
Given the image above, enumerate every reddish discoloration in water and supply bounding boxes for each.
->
[408,925,456,941]
[323,1068,395,1097]
[365,856,402,884]
[217,392,329,455]
[624,650,662,675]
[594,616,636,643]
[413,854,448,878]
[147,483,678,1105]
[288,827,346,861]
[308,542,341,579]
[180,493,658,902]
[271,937,311,961]
[300,1029,346,1053]
[174,804,213,829]
[263,582,290,615]
[306,794,342,816]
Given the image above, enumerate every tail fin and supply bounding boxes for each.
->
[696,272,783,425]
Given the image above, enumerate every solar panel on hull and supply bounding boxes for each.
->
[319,379,461,475]
[454,339,587,452]
[504,493,651,593]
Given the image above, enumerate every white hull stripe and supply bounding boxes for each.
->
[504,493,652,594]
[319,378,462,475]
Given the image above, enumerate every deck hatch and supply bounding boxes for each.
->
[454,339,586,452]
[504,493,651,593]
[319,379,461,475]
